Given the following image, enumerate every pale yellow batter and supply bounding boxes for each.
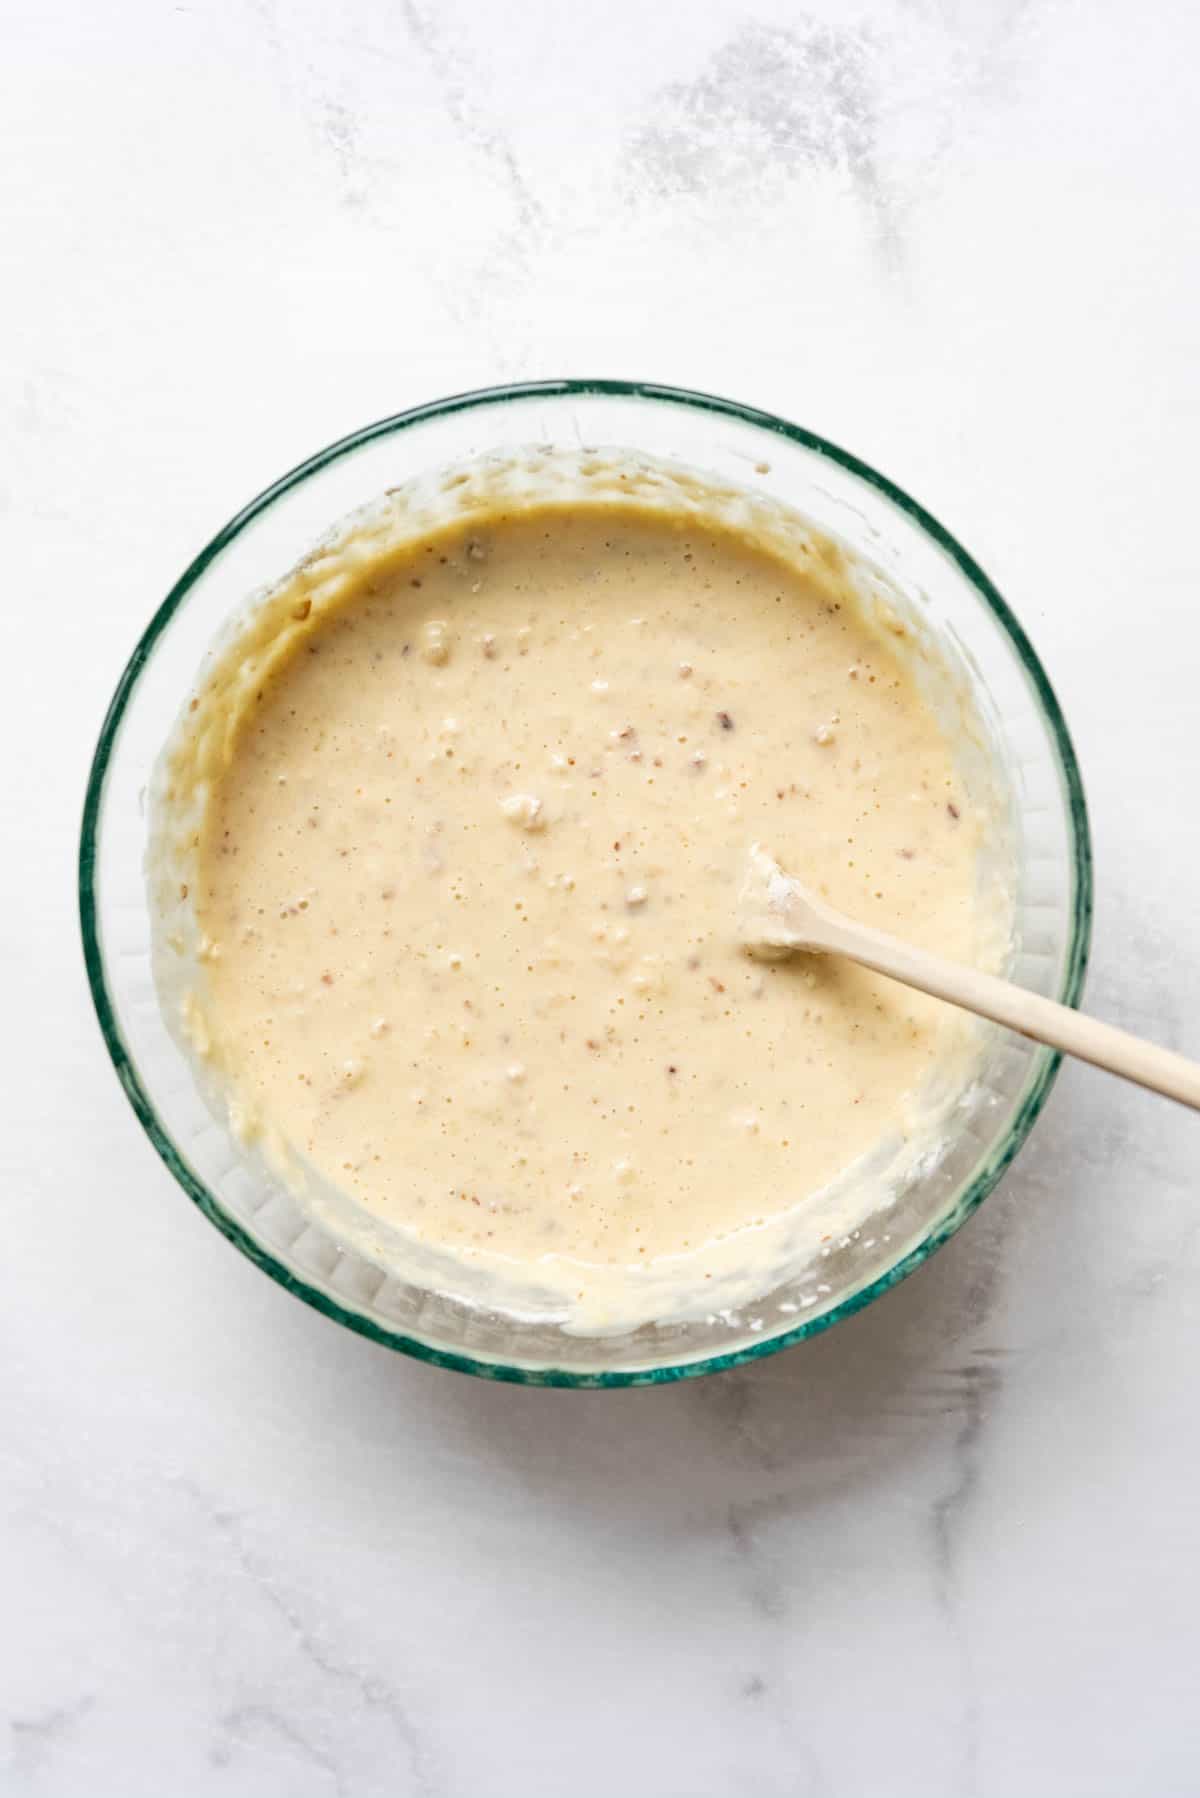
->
[182,496,987,1294]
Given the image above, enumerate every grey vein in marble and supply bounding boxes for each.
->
[626,18,902,263]
[4,1699,95,1784]
[929,1355,1004,1797]
[182,1485,442,1798]
[212,1702,348,1793]
[399,0,542,232]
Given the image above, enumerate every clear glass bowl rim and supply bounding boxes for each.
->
[79,378,1093,1388]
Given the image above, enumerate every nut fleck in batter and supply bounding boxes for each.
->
[185,497,987,1288]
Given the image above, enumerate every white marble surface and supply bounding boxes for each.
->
[5,0,1200,1790]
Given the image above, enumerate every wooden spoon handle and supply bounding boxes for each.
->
[818,915,1200,1112]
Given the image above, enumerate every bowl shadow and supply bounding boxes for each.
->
[279,1076,1081,1532]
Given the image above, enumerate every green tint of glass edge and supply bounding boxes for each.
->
[78,378,1093,1389]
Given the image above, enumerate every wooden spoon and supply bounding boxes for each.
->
[739,845,1200,1112]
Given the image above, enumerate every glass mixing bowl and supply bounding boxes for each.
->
[79,381,1091,1385]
